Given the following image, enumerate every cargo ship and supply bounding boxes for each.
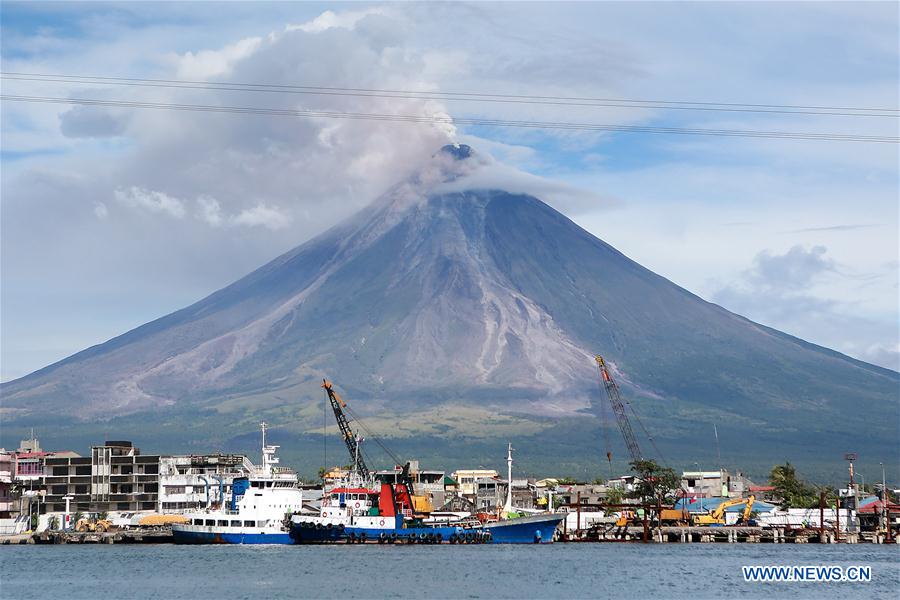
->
[172,423,303,544]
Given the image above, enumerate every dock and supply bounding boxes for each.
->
[1,529,174,545]
[563,525,898,544]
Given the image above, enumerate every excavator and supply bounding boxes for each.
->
[692,495,756,526]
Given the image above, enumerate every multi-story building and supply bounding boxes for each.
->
[0,452,15,519]
[451,469,499,498]
[44,441,160,513]
[681,469,757,499]
[375,462,446,510]
[3,435,266,519]
[474,477,505,512]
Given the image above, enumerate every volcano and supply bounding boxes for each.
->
[2,145,896,474]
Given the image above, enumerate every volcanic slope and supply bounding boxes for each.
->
[3,145,896,472]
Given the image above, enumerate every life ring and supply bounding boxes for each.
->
[379,519,385,526]
[354,502,361,509]
[326,523,333,530]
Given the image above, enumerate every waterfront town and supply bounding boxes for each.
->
[1,430,897,545]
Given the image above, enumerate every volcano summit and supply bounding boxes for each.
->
[2,145,896,473]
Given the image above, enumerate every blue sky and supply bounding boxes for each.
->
[2,1,898,380]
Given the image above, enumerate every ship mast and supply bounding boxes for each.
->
[260,422,280,477]
[504,443,514,513]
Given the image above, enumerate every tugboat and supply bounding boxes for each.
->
[290,380,562,544]
[172,423,303,544]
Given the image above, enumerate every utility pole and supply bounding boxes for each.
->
[880,462,889,539]
[844,453,858,533]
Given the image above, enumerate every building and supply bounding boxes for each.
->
[682,469,729,498]
[0,452,15,518]
[375,461,446,510]
[42,440,257,515]
[44,441,160,513]
[681,469,759,499]
[474,477,505,512]
[554,484,609,507]
[451,469,499,498]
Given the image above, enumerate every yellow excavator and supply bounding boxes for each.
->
[692,495,755,526]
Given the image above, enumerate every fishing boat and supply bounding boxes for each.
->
[172,423,303,544]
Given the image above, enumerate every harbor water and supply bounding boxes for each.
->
[1,544,898,599]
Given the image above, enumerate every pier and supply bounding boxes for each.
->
[562,525,899,544]
[0,529,175,545]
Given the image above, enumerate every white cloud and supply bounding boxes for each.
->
[93,202,109,220]
[114,186,186,219]
[711,246,898,370]
[231,204,291,230]
[174,36,262,79]
[286,8,388,34]
[196,196,223,227]
[745,245,836,291]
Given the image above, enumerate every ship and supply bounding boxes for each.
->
[291,383,564,544]
[172,423,303,544]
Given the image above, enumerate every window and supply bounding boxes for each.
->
[243,521,255,528]
[193,519,202,525]
[75,466,91,476]
[205,519,215,526]
[52,466,69,476]
[217,520,228,526]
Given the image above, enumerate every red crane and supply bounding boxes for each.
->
[595,355,643,464]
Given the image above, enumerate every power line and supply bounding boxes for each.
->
[2,71,898,118]
[2,94,896,143]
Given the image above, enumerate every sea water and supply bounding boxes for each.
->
[1,543,897,599]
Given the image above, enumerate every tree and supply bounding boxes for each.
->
[769,462,818,508]
[603,485,626,516]
[629,459,679,506]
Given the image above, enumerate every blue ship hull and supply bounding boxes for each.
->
[290,514,565,544]
[481,513,566,544]
[172,529,295,545]
[289,521,345,544]
[342,524,476,544]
